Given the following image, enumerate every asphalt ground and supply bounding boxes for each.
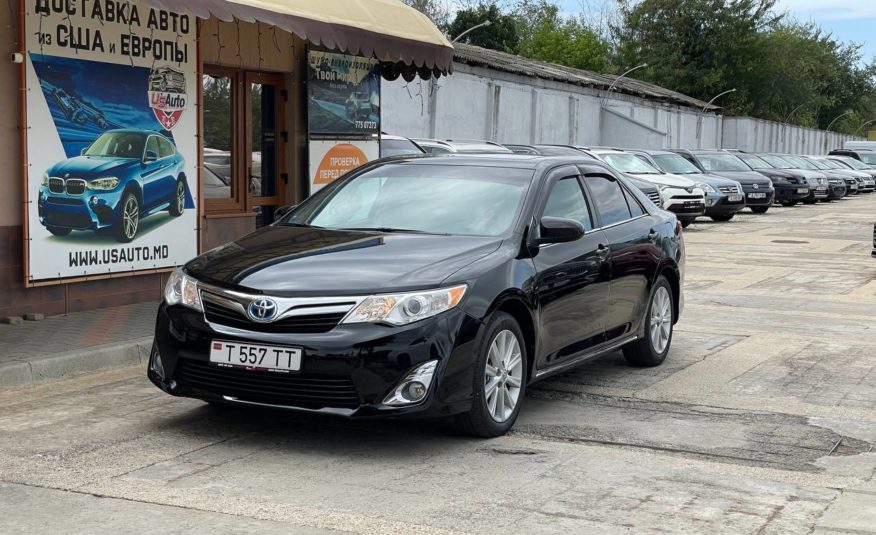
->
[2,196,876,534]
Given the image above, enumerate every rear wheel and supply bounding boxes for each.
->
[710,214,734,222]
[623,276,673,367]
[780,200,797,207]
[802,199,817,205]
[46,226,71,237]
[751,206,770,214]
[169,179,185,217]
[454,312,526,438]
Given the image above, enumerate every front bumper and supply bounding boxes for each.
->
[827,183,847,199]
[703,192,745,216]
[149,303,483,419]
[773,183,810,203]
[804,185,829,200]
[38,187,123,230]
[741,185,775,206]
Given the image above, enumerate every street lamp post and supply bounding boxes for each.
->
[781,104,806,153]
[696,88,736,148]
[599,63,647,144]
[854,119,876,137]
[823,110,853,153]
[451,20,491,43]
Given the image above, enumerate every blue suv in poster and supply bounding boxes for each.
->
[38,129,187,243]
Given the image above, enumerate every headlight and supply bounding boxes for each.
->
[695,182,716,194]
[41,173,49,186]
[769,176,788,184]
[87,177,120,190]
[341,285,467,326]
[164,267,202,311]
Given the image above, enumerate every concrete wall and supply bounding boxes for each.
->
[721,117,861,155]
[382,62,724,150]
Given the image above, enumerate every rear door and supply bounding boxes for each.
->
[581,170,658,340]
[531,168,611,368]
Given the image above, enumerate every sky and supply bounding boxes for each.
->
[552,0,876,63]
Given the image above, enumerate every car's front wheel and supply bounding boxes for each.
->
[751,206,770,214]
[623,276,673,367]
[169,179,185,217]
[455,312,527,438]
[46,226,71,237]
[710,214,734,222]
[115,192,140,243]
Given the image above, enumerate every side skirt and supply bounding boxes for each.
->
[533,334,638,381]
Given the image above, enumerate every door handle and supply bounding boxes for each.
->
[648,229,659,241]
[596,243,609,255]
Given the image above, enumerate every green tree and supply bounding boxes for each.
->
[446,2,521,52]
[401,0,451,28]
[514,0,609,71]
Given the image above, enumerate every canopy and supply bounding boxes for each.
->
[143,0,454,76]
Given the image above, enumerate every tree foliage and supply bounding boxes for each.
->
[446,3,521,52]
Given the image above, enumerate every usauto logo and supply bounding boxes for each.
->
[148,66,187,130]
[247,298,279,322]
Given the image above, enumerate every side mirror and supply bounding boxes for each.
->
[143,150,158,163]
[273,204,297,223]
[534,217,585,245]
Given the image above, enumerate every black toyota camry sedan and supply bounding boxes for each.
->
[149,155,685,437]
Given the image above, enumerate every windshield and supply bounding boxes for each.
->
[284,164,532,237]
[381,139,425,157]
[859,153,876,165]
[834,157,867,170]
[653,154,700,174]
[84,132,147,159]
[819,159,842,169]
[806,158,830,170]
[600,153,660,174]
[783,155,818,170]
[760,155,793,169]
[739,155,772,169]
[695,154,750,172]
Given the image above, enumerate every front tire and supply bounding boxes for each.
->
[802,199,818,205]
[114,192,140,243]
[680,220,692,228]
[454,312,527,438]
[751,206,770,214]
[623,276,673,367]
[710,214,734,222]
[169,179,185,217]
[780,200,797,207]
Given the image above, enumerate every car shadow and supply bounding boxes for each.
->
[43,213,179,245]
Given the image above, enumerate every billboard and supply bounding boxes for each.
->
[23,1,198,283]
[309,140,380,194]
[308,51,381,135]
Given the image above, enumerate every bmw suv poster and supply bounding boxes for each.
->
[23,1,197,282]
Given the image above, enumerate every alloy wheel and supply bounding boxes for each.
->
[649,286,672,354]
[484,329,523,423]
[123,196,139,239]
[176,182,185,212]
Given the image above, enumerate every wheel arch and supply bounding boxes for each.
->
[484,291,537,383]
[655,261,680,324]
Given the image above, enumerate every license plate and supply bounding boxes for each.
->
[817,186,827,191]
[210,340,302,372]
[748,193,766,199]
[728,194,743,202]
[684,201,702,207]
[797,188,809,194]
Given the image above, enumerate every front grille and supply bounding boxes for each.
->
[48,178,65,194]
[47,197,84,206]
[667,194,702,200]
[174,358,360,409]
[718,186,739,194]
[203,300,345,334]
[66,179,86,195]
[646,191,661,204]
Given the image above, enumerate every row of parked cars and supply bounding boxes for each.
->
[380,136,876,229]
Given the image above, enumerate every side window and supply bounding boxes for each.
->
[542,176,593,231]
[634,154,651,165]
[145,136,160,159]
[159,138,176,158]
[585,175,633,226]
[622,187,646,217]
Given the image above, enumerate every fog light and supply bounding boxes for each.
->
[383,360,437,406]
[149,343,165,381]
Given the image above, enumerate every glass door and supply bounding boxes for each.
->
[246,72,285,227]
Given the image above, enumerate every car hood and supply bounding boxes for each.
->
[186,226,504,295]
[777,168,826,180]
[47,155,139,178]
[704,170,772,186]
[626,172,696,188]
[677,172,740,188]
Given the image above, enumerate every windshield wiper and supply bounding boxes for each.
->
[280,222,323,229]
[342,227,446,235]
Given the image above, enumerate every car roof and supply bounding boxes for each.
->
[374,153,616,171]
[627,149,678,157]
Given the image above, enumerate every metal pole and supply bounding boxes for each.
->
[599,63,647,144]
[824,111,853,153]
[696,89,736,148]
[854,119,876,137]
[451,20,492,43]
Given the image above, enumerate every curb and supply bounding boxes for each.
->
[0,337,154,389]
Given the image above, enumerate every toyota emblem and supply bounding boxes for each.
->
[753,183,759,190]
[247,298,279,322]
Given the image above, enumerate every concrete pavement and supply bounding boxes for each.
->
[2,197,876,533]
